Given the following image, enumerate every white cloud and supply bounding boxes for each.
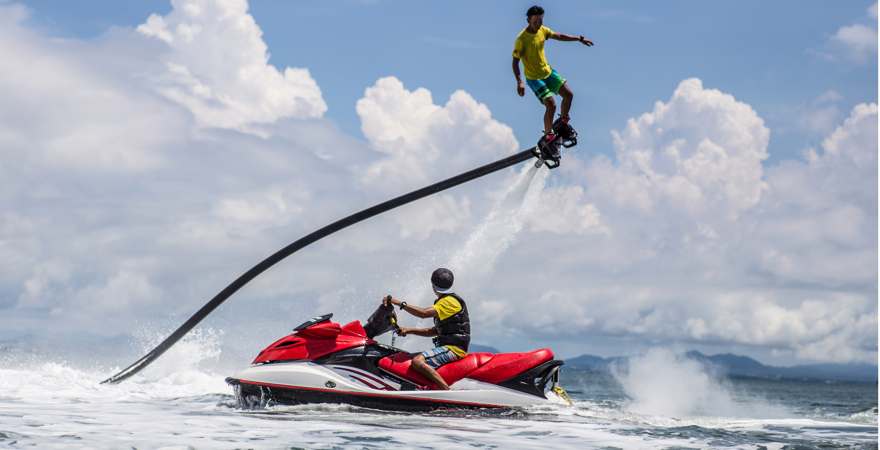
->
[16,260,73,309]
[599,78,769,221]
[796,90,843,136]
[476,87,876,363]
[356,76,518,189]
[831,24,878,62]
[355,76,519,239]
[393,195,472,240]
[825,3,878,64]
[0,1,345,337]
[138,0,326,133]
[525,186,606,235]
[71,268,164,314]
[754,103,878,286]
[0,6,180,172]
[0,1,875,366]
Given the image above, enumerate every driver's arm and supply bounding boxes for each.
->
[388,297,437,319]
[399,326,438,337]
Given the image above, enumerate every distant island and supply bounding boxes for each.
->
[563,350,878,383]
[469,344,501,353]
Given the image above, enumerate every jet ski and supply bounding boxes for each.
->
[226,302,571,411]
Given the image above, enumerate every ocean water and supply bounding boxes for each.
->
[0,337,876,450]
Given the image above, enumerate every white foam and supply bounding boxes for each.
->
[612,348,790,421]
[848,407,879,425]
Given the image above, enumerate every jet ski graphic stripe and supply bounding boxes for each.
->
[103,147,539,385]
[332,366,397,390]
[236,379,506,409]
[347,374,395,391]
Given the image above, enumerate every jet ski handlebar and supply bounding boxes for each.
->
[363,297,400,339]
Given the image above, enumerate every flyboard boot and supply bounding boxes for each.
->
[552,116,578,148]
[533,117,578,169]
[534,131,561,169]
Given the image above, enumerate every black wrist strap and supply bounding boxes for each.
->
[399,302,407,310]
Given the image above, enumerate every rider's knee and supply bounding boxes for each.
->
[544,97,557,109]
[412,354,427,367]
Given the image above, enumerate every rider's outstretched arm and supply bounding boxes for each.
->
[551,32,594,45]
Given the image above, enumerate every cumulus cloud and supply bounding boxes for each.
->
[593,78,769,222]
[474,83,876,364]
[0,6,180,173]
[393,195,472,240]
[0,1,347,339]
[355,76,519,239]
[825,3,878,64]
[356,76,519,188]
[795,90,843,136]
[525,186,606,235]
[0,1,875,367]
[0,1,524,345]
[138,0,326,132]
[755,103,878,286]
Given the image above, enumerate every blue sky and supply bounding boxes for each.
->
[2,0,877,367]
[21,0,877,163]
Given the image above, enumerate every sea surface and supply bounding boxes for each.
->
[0,338,876,450]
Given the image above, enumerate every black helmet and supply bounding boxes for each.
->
[431,268,454,293]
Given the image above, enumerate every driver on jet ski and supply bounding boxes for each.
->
[386,268,469,390]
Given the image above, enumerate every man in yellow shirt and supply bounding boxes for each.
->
[513,5,593,147]
[387,268,469,390]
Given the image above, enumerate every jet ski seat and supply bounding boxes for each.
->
[378,349,554,389]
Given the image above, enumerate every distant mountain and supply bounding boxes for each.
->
[469,343,500,353]
[565,354,608,370]
[564,350,878,383]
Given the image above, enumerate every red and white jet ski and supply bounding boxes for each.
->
[227,303,571,411]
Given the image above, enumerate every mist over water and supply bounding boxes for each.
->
[612,348,790,420]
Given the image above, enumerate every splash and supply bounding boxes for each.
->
[448,163,546,276]
[612,348,789,419]
[391,164,546,305]
[0,328,229,404]
[129,326,228,390]
[848,407,879,425]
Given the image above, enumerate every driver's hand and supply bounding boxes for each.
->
[383,295,399,307]
[397,327,409,337]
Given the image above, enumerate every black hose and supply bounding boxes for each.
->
[101,147,538,384]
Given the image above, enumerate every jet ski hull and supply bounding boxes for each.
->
[227,362,564,411]
[228,310,570,412]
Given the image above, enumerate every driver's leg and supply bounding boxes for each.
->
[411,354,450,390]
[412,347,460,390]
